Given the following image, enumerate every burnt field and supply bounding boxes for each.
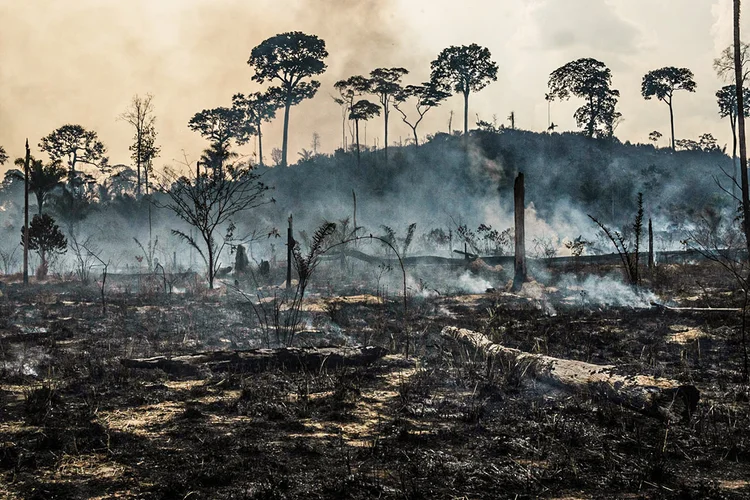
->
[0,260,748,500]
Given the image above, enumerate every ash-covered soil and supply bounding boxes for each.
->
[1,262,749,499]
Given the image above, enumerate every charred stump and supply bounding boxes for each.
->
[512,172,526,291]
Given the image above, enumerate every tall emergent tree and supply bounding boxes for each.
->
[641,67,697,150]
[188,107,250,177]
[10,156,66,214]
[248,32,328,167]
[158,163,272,289]
[119,94,160,197]
[334,75,372,161]
[232,91,281,167]
[369,67,408,162]
[547,58,620,138]
[349,100,381,166]
[735,0,750,265]
[20,213,67,279]
[430,44,498,136]
[393,82,450,146]
[39,124,108,186]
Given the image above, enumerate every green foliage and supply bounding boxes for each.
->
[21,213,67,277]
[39,124,108,184]
[548,58,620,138]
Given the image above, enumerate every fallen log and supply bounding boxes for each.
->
[650,302,741,314]
[121,345,388,376]
[441,326,699,421]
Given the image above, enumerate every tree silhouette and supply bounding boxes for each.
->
[547,58,620,138]
[157,163,272,289]
[248,32,328,167]
[349,100,381,167]
[119,94,160,197]
[369,67,408,162]
[715,41,750,84]
[232,91,281,167]
[20,213,67,279]
[641,67,696,150]
[717,85,750,184]
[39,124,108,187]
[0,145,7,165]
[188,107,250,177]
[393,82,450,146]
[10,156,66,214]
[430,44,498,136]
[334,76,373,162]
[648,130,663,146]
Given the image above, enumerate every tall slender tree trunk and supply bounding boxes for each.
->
[355,119,361,167]
[23,139,30,286]
[412,127,419,147]
[257,121,264,167]
[136,130,142,197]
[668,101,676,150]
[732,117,739,199]
[384,108,389,163]
[463,91,470,136]
[735,0,750,261]
[282,100,291,167]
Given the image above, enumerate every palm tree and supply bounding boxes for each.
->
[12,156,66,214]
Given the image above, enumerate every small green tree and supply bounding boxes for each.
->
[641,67,697,150]
[430,44,498,136]
[20,213,67,279]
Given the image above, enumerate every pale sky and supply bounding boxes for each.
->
[0,0,743,172]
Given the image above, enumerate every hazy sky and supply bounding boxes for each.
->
[0,0,744,173]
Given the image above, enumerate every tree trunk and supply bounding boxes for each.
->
[136,129,142,197]
[732,116,738,199]
[355,119,361,167]
[282,100,291,167]
[669,100,676,150]
[512,173,526,291]
[384,108,389,163]
[463,91,470,136]
[412,126,419,147]
[121,345,388,376]
[206,234,215,289]
[735,0,750,262]
[442,327,700,421]
[257,121,264,167]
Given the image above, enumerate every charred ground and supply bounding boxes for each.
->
[1,260,749,499]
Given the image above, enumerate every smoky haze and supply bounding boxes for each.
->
[0,0,424,170]
[1,1,745,172]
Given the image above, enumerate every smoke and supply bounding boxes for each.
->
[556,274,657,308]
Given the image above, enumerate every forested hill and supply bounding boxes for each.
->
[255,129,733,235]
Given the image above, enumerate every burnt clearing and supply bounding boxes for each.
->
[1,261,749,499]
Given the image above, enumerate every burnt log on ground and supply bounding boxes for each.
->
[650,302,742,314]
[121,345,388,376]
[441,326,699,421]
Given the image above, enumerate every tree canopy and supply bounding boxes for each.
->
[430,44,498,135]
[369,67,408,160]
[188,107,250,176]
[642,67,696,149]
[39,124,108,186]
[248,31,328,167]
[547,58,620,138]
